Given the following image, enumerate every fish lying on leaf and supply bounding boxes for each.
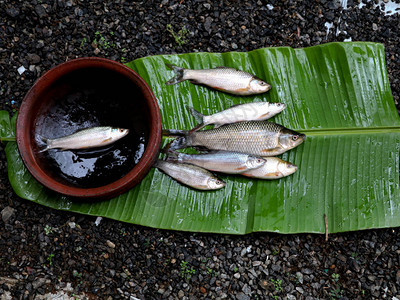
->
[38,126,129,152]
[164,121,306,157]
[154,160,225,190]
[166,150,266,174]
[240,157,298,179]
[187,102,286,131]
[165,64,271,95]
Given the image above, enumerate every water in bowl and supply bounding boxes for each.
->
[34,68,150,189]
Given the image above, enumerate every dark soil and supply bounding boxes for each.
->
[1,0,400,299]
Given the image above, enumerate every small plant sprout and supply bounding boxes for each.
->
[80,37,87,49]
[270,278,283,292]
[47,253,55,266]
[180,260,196,280]
[332,273,340,282]
[44,225,53,235]
[166,24,189,47]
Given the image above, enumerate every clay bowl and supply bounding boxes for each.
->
[16,57,162,200]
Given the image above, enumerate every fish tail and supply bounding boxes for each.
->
[38,135,50,153]
[186,106,205,132]
[164,136,190,152]
[165,151,181,163]
[165,64,186,85]
[162,129,188,137]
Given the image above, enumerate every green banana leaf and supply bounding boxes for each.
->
[2,42,400,234]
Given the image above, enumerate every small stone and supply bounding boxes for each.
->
[252,261,262,267]
[372,23,378,31]
[68,222,76,229]
[94,48,100,55]
[35,4,47,18]
[27,53,41,64]
[17,66,26,75]
[296,287,304,294]
[106,240,115,249]
[178,290,185,298]
[234,273,240,279]
[236,292,250,300]
[204,17,213,33]
[6,7,20,18]
[1,206,16,223]
[242,284,251,295]
[296,272,303,284]
[95,217,102,226]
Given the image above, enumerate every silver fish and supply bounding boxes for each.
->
[166,121,306,157]
[240,157,298,179]
[39,126,129,152]
[187,102,286,131]
[166,150,266,174]
[165,64,271,95]
[154,160,225,190]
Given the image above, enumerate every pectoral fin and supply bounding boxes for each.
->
[234,166,247,171]
[261,147,281,156]
[101,137,113,144]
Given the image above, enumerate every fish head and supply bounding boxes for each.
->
[278,129,306,150]
[278,160,298,177]
[207,177,226,190]
[249,78,272,94]
[246,156,266,169]
[111,127,130,140]
[268,102,286,115]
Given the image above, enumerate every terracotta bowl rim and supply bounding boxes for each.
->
[16,57,162,200]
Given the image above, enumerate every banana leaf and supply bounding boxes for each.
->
[2,42,400,234]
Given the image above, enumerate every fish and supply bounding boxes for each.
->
[165,64,271,95]
[165,121,306,157]
[38,126,129,152]
[154,160,226,190]
[166,150,266,174]
[240,157,298,179]
[187,102,286,131]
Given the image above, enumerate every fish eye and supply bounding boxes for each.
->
[216,180,222,185]
[119,129,125,132]
[259,81,267,86]
[276,103,281,107]
[256,158,263,163]
[292,135,299,141]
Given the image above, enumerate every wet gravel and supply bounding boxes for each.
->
[1,0,400,299]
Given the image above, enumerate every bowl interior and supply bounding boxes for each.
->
[18,60,160,197]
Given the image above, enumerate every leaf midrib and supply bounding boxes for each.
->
[297,125,400,136]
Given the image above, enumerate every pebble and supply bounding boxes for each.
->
[6,7,20,18]
[35,4,47,18]
[106,240,116,249]
[1,206,15,223]
[17,66,26,75]
[27,53,41,64]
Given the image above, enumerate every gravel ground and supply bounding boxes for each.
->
[1,0,400,299]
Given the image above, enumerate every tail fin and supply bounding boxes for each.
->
[38,135,50,153]
[162,129,188,137]
[186,106,206,132]
[165,150,181,163]
[164,136,190,152]
[165,64,186,85]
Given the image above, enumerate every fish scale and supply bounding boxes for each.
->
[191,121,282,155]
